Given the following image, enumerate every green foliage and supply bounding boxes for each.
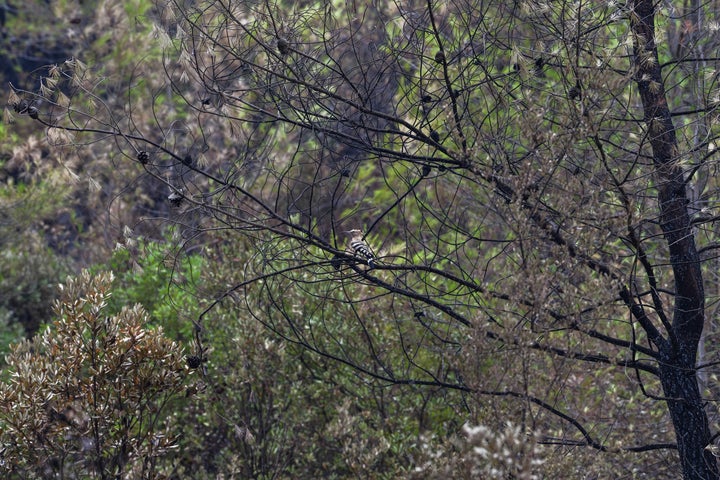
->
[0,177,70,334]
[4,0,719,477]
[102,237,204,341]
[170,306,432,478]
[157,237,465,478]
[0,238,65,334]
[0,156,75,334]
[0,270,189,479]
[0,310,24,361]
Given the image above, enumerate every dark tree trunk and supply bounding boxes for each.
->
[659,357,717,479]
[630,1,718,478]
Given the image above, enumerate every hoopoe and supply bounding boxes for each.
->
[346,229,376,268]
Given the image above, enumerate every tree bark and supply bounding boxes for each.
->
[630,1,718,477]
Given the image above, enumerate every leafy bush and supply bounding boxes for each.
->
[411,422,545,480]
[154,238,467,478]
[103,235,204,341]
[0,169,71,335]
[0,270,190,479]
[0,236,66,334]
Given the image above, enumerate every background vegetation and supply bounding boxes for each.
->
[2,0,720,478]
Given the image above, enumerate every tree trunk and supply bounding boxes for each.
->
[659,357,717,479]
[631,0,718,477]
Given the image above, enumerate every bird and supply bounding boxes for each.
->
[346,229,376,268]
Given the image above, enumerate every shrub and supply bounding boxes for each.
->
[0,270,189,479]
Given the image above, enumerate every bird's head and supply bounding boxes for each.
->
[345,229,364,240]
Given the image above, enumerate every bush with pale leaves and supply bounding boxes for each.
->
[0,271,189,479]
